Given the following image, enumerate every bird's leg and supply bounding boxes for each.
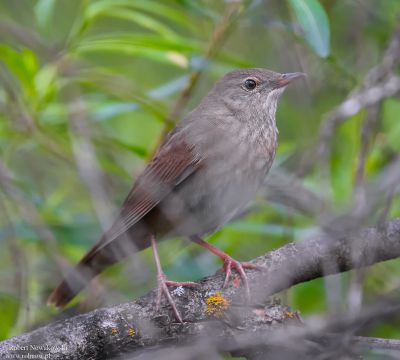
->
[151,235,198,323]
[190,235,263,299]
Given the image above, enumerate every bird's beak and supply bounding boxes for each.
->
[274,72,306,88]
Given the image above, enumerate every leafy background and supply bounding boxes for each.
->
[0,0,400,356]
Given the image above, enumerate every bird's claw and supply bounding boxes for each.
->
[220,258,264,300]
[155,273,199,323]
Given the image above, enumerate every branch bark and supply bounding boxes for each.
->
[2,218,400,359]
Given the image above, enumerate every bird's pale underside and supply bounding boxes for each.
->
[48,68,305,322]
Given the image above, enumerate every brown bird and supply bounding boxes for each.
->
[48,68,304,322]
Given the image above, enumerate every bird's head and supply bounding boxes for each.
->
[210,68,305,121]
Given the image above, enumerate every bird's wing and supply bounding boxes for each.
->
[97,132,202,250]
[47,132,203,307]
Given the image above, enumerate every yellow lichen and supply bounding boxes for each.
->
[205,292,231,317]
[127,328,136,337]
[285,311,296,319]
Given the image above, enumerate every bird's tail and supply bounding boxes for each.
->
[47,225,151,308]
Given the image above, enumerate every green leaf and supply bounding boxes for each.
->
[85,0,195,30]
[34,64,56,103]
[0,294,19,340]
[97,137,148,158]
[75,34,200,67]
[288,0,330,57]
[0,45,38,98]
[382,98,400,152]
[34,0,56,30]
[91,8,178,39]
[77,33,199,52]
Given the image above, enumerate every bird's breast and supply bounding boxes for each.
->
[159,127,278,237]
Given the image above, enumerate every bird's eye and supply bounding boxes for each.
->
[243,78,257,91]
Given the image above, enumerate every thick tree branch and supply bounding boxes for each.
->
[2,218,400,359]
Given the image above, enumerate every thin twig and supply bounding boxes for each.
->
[161,1,244,135]
[0,160,60,260]
[352,336,400,351]
[0,197,29,334]
[354,105,382,190]
[297,23,400,176]
[349,103,382,314]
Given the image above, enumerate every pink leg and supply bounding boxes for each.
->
[151,235,198,323]
[190,235,263,299]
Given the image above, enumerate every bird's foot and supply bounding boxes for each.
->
[190,236,264,300]
[155,273,199,323]
[219,256,264,299]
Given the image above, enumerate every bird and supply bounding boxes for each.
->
[47,68,305,322]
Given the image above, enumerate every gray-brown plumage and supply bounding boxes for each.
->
[48,68,304,321]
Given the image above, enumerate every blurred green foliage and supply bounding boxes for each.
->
[0,1,400,355]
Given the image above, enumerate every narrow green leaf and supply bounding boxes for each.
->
[75,34,201,67]
[85,0,194,30]
[34,0,56,30]
[80,45,189,68]
[0,295,19,340]
[100,138,148,158]
[101,9,178,38]
[34,64,56,102]
[382,99,400,152]
[76,33,200,52]
[288,0,330,57]
[0,45,38,98]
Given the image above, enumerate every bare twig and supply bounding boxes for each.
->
[349,103,382,314]
[0,160,59,259]
[162,1,244,134]
[354,105,382,190]
[65,87,114,231]
[0,20,53,58]
[352,336,400,351]
[0,198,29,334]
[298,23,400,176]
[263,169,326,217]
[316,75,400,165]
